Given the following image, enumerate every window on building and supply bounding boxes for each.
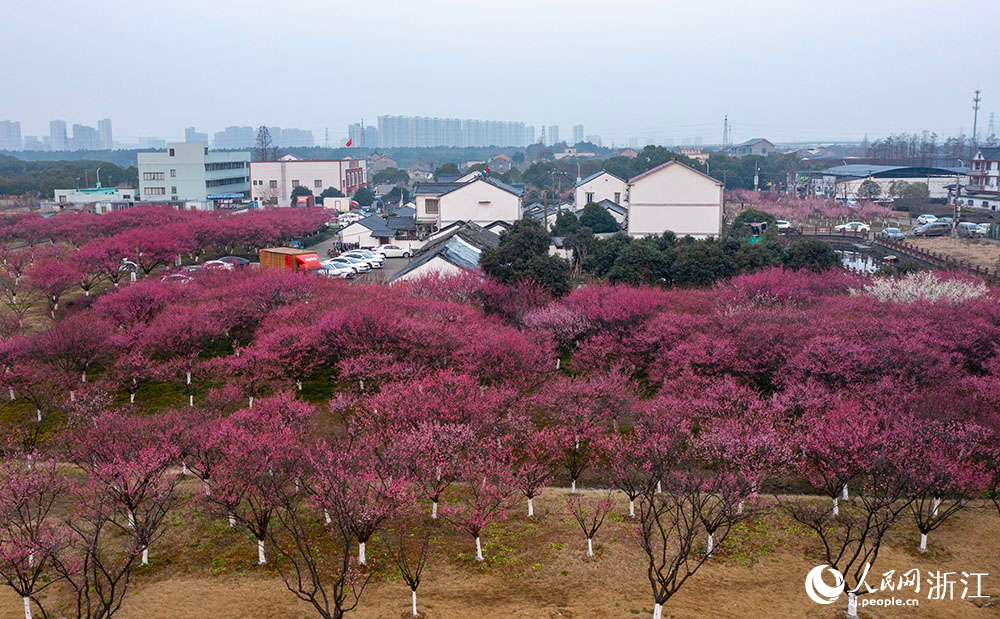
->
[170,169,176,177]
[145,187,166,195]
[168,148,175,156]
[269,180,277,188]
[143,172,165,181]
[171,186,177,194]
[614,192,621,203]
[314,179,323,188]
[425,199,439,214]
[292,180,300,187]
[585,192,594,203]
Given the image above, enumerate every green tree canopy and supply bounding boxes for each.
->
[578,203,619,233]
[480,219,570,295]
[434,162,460,179]
[551,211,581,236]
[856,179,882,201]
[371,167,410,186]
[353,187,376,206]
[898,182,930,211]
[784,240,841,272]
[606,241,672,285]
[320,186,344,199]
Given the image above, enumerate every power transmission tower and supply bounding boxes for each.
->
[972,89,982,146]
[722,115,729,147]
[989,112,995,138]
[324,127,329,148]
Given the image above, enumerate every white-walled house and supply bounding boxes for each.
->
[626,160,723,239]
[574,170,627,207]
[414,177,522,232]
[250,158,367,207]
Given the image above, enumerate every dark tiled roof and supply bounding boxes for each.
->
[575,170,626,187]
[414,182,466,195]
[353,214,396,237]
[977,147,1000,160]
[392,222,501,281]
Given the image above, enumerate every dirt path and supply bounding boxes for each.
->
[908,236,1000,270]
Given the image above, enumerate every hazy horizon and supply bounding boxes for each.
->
[3,0,997,146]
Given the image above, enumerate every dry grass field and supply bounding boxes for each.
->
[907,237,1000,271]
[4,484,1000,619]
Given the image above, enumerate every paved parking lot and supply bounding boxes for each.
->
[352,257,410,283]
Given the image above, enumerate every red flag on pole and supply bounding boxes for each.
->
[346,138,352,147]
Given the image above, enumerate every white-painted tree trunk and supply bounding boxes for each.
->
[842,485,849,500]
[358,542,366,565]
[555,358,560,369]
[919,533,928,552]
[832,497,839,517]
[69,390,75,402]
[35,409,41,423]
[587,537,594,557]
[296,380,302,391]
[324,509,331,525]
[141,547,149,565]
[130,271,136,282]
[475,536,483,562]
[257,540,266,564]
[28,551,33,568]
[706,533,714,557]
[359,378,365,391]
[431,500,438,519]
[629,499,635,518]
[411,589,418,617]
[847,592,858,618]
[130,392,135,403]
[181,461,187,476]
[653,603,662,619]
[527,497,534,518]
[204,481,211,496]
[81,370,86,383]
[127,510,136,529]
[23,597,31,619]
[571,479,577,493]
[656,480,662,494]
[248,396,254,409]
[189,394,194,407]
[932,496,941,518]
[9,387,14,400]
[229,514,236,528]
[186,371,191,385]
[737,499,744,515]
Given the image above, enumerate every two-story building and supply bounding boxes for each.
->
[413,177,522,236]
[726,138,775,157]
[138,142,250,208]
[626,159,723,239]
[966,147,1000,211]
[249,157,367,207]
[574,170,628,207]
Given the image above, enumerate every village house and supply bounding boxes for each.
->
[413,176,522,235]
[626,159,723,239]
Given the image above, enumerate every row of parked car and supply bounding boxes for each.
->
[317,244,412,278]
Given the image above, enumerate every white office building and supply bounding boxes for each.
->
[249,157,368,207]
[138,142,250,207]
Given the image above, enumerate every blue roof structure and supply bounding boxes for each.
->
[819,164,966,178]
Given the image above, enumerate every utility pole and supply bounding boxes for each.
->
[324,127,329,149]
[972,89,982,148]
[753,163,760,191]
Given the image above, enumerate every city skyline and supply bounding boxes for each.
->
[2,0,995,147]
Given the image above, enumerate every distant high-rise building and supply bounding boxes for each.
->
[573,124,584,144]
[214,126,255,150]
[0,121,22,151]
[585,134,601,147]
[628,137,639,148]
[375,115,528,148]
[98,118,113,150]
[266,127,314,148]
[526,125,535,145]
[71,124,101,150]
[138,137,166,149]
[50,120,68,151]
[185,127,208,143]
[548,125,559,146]
[22,136,43,151]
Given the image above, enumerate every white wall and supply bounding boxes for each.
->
[393,256,465,282]
[626,162,722,238]
[574,172,627,207]
[439,180,521,227]
[338,222,382,248]
[251,160,365,207]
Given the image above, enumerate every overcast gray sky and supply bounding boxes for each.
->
[3,0,997,146]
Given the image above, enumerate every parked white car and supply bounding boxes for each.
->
[374,244,412,258]
[344,251,383,269]
[916,214,938,225]
[339,212,363,225]
[833,222,870,233]
[324,256,370,273]
[319,263,356,278]
[775,220,792,231]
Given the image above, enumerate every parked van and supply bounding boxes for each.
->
[956,222,986,238]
